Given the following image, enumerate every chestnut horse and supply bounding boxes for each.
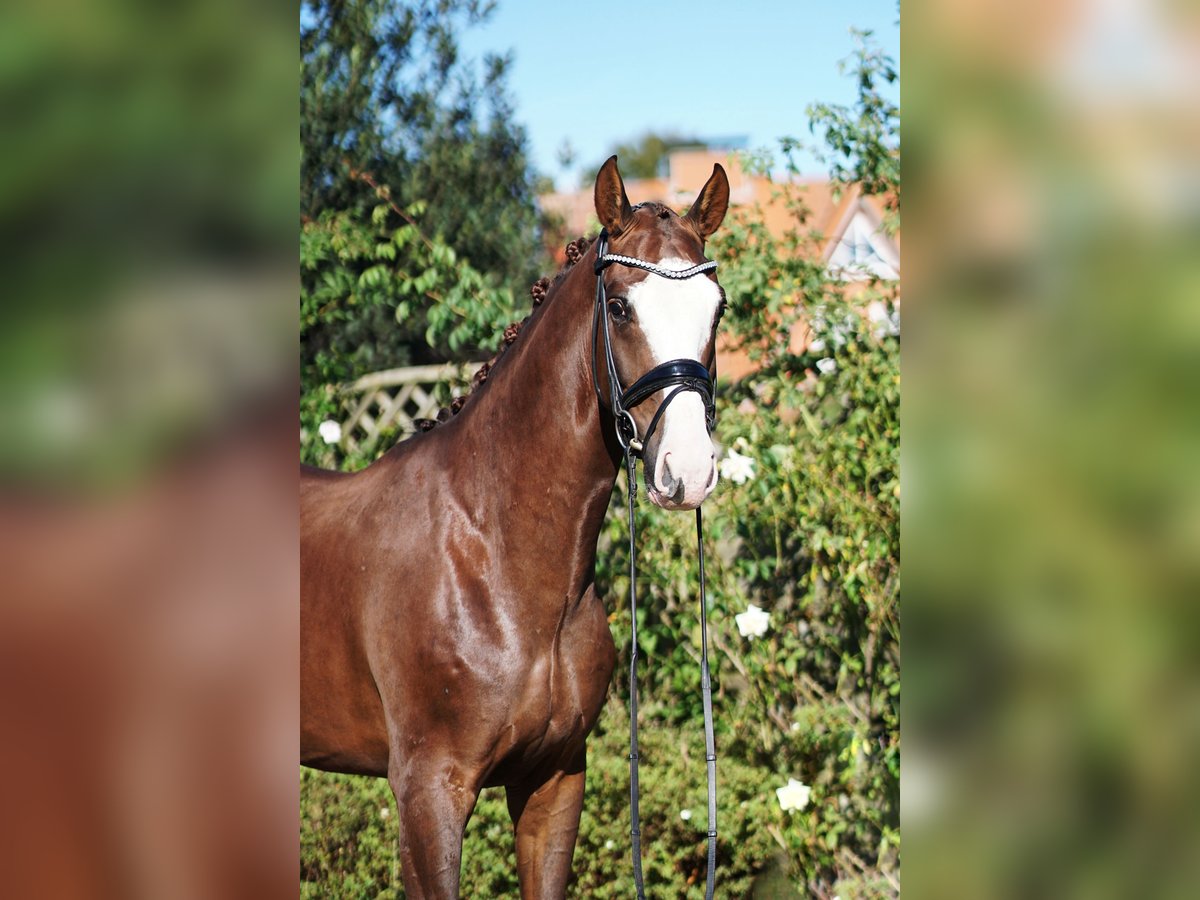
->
[301,156,729,898]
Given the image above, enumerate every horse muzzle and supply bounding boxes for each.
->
[646,408,718,510]
[647,457,718,510]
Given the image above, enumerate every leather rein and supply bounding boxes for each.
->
[591,229,720,900]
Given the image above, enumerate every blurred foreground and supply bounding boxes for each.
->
[0,2,297,897]
[904,0,1200,896]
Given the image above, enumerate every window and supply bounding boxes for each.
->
[828,206,899,280]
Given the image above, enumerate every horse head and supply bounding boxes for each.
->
[592,155,730,510]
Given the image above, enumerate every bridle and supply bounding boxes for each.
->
[591,228,720,900]
[591,229,718,458]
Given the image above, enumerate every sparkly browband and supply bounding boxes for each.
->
[594,255,718,280]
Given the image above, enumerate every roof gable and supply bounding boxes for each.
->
[825,200,899,281]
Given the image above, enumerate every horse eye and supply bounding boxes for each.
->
[607,298,629,322]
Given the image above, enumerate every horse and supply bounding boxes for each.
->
[301,155,729,899]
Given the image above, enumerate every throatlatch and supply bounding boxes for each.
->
[591,229,721,900]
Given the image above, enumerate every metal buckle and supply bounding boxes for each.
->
[616,409,642,455]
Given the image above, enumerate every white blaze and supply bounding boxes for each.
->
[625,257,721,508]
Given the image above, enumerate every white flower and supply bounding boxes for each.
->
[734,604,770,638]
[604,839,616,850]
[719,448,756,485]
[816,357,836,375]
[680,808,693,821]
[318,419,342,445]
[776,778,811,812]
[380,806,390,819]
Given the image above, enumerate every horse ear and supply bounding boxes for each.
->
[685,163,730,239]
[594,155,634,236]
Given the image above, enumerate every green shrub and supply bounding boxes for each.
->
[300,702,789,898]
[593,290,899,897]
[570,703,783,898]
[300,768,399,899]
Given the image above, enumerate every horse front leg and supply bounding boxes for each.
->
[506,753,587,900]
[388,758,480,900]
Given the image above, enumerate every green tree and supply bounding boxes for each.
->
[301,0,544,379]
[804,28,899,222]
[582,131,708,184]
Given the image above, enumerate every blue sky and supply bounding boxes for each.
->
[458,0,899,189]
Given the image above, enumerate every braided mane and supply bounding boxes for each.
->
[414,235,595,432]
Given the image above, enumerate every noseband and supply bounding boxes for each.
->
[590,228,720,900]
[591,229,717,457]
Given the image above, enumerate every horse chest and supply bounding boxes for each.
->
[484,600,615,768]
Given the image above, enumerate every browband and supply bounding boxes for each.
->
[595,254,718,280]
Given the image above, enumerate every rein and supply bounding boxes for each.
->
[592,230,720,900]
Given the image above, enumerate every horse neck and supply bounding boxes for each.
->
[442,246,620,555]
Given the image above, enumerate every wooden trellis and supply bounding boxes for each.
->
[338,362,482,455]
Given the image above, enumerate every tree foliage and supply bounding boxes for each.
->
[805,29,899,219]
[582,131,708,184]
[301,0,544,379]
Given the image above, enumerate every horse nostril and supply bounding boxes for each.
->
[659,452,687,504]
[661,451,675,484]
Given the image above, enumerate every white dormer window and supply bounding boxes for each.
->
[827,205,899,281]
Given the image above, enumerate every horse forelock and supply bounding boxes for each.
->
[612,203,706,263]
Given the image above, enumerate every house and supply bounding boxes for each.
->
[538,148,899,380]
